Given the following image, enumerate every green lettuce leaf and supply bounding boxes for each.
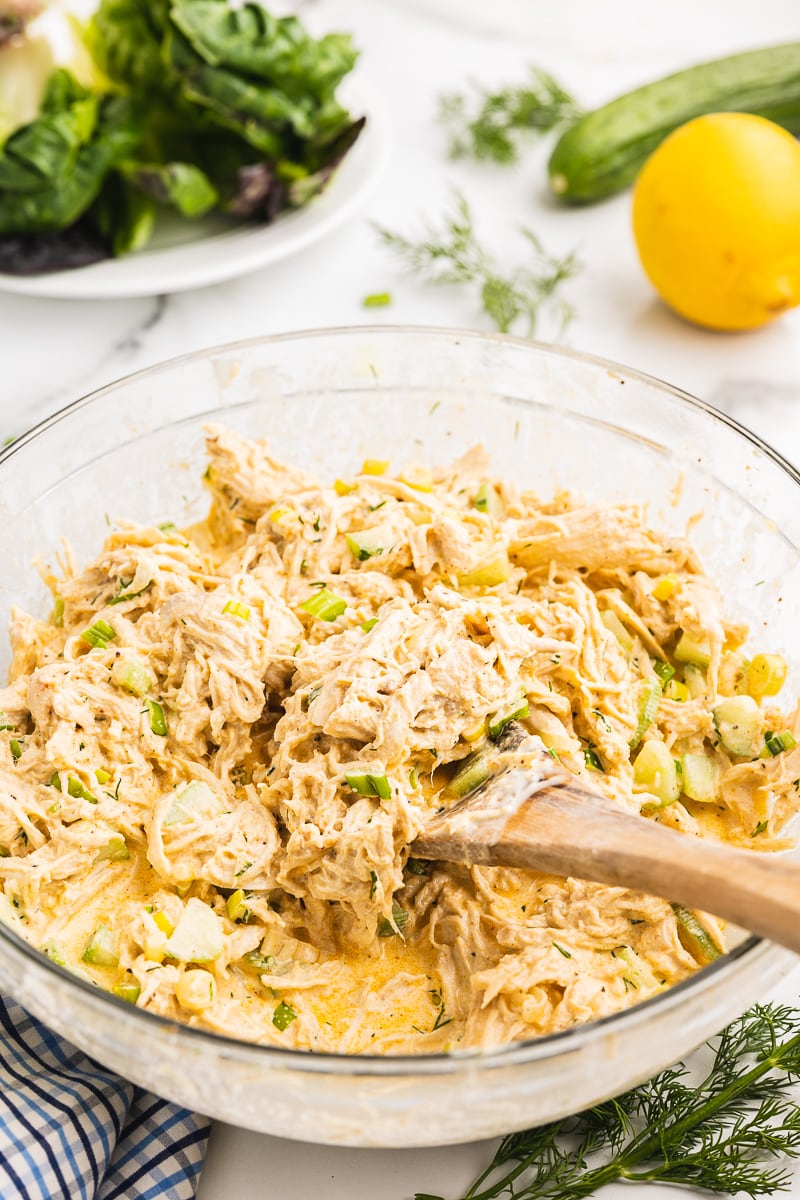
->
[121,159,219,216]
[0,70,142,234]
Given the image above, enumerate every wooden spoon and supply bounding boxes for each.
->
[412,725,800,957]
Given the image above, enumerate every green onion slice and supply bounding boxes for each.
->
[80,620,116,649]
[273,1000,297,1031]
[300,588,347,622]
[345,771,392,800]
[765,729,797,756]
[146,700,168,737]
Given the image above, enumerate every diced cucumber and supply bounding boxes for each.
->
[41,940,65,966]
[713,695,764,757]
[674,633,711,669]
[82,924,119,967]
[113,978,141,1004]
[600,609,634,654]
[633,741,680,806]
[672,903,723,965]
[111,656,153,697]
[94,836,130,864]
[680,753,719,803]
[683,665,708,699]
[165,781,227,826]
[345,529,392,561]
[473,483,505,519]
[164,898,223,963]
[457,551,511,588]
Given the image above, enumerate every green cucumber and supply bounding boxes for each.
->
[549,42,800,203]
[165,898,223,963]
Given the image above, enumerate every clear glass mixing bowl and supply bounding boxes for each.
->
[1,327,798,1147]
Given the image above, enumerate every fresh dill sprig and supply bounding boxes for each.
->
[439,68,580,165]
[416,1004,800,1200]
[375,192,578,338]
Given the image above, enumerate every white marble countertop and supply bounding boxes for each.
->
[4,1,800,1196]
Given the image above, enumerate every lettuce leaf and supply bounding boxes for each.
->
[0,70,142,235]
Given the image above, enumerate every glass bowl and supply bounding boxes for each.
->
[1,327,798,1148]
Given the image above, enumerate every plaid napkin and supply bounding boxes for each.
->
[0,996,210,1200]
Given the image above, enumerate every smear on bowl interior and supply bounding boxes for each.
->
[0,427,798,1053]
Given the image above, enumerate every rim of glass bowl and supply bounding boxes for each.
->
[0,323,795,1076]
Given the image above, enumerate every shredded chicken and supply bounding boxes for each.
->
[1,427,798,1054]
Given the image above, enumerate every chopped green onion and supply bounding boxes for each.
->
[488,699,529,740]
[51,597,65,627]
[473,482,505,519]
[630,678,662,749]
[112,978,141,1004]
[226,889,250,922]
[552,941,572,959]
[363,292,392,307]
[378,900,409,937]
[652,660,675,685]
[82,924,119,967]
[360,618,379,633]
[345,771,392,800]
[0,712,13,731]
[405,857,430,876]
[41,940,65,966]
[158,521,177,533]
[223,599,251,621]
[583,747,604,772]
[80,620,116,649]
[447,747,491,797]
[48,772,62,791]
[67,777,96,804]
[146,699,168,736]
[765,729,797,757]
[9,738,22,761]
[671,903,722,965]
[674,632,711,669]
[273,1000,297,1031]
[246,951,279,972]
[94,836,130,863]
[300,588,347,622]
[108,580,152,606]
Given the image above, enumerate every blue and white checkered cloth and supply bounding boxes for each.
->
[0,996,210,1199]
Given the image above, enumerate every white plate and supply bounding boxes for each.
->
[0,79,387,300]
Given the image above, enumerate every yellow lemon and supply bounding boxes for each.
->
[632,112,800,330]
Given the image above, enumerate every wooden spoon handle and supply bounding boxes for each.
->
[415,779,800,956]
